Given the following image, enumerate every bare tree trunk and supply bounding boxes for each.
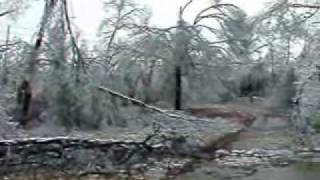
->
[174,16,186,111]
[62,0,86,83]
[175,65,182,110]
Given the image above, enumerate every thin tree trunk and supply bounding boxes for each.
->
[175,65,182,110]
[62,0,85,83]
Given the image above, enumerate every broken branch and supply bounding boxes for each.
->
[0,10,14,18]
[289,3,320,9]
[97,86,217,124]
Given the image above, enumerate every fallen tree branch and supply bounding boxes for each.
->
[0,10,14,18]
[97,86,219,123]
[97,86,167,114]
[289,3,320,9]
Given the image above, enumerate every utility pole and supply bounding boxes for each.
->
[2,25,10,85]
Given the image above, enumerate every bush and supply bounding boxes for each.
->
[45,72,123,131]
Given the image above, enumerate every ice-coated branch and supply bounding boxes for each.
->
[194,3,240,25]
[97,86,168,114]
[0,10,14,17]
[97,86,218,124]
[289,3,320,9]
[62,0,86,75]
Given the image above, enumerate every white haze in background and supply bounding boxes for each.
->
[0,0,271,43]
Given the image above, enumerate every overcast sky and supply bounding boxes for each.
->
[0,0,272,43]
